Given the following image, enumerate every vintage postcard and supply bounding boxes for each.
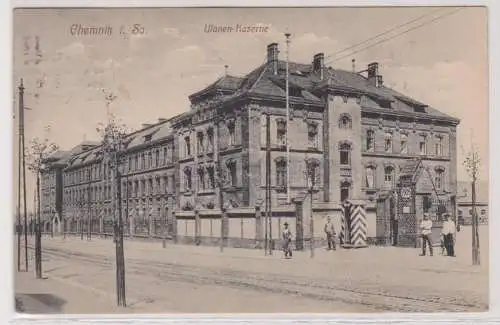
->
[12,6,489,314]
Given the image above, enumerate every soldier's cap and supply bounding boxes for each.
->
[284,222,289,226]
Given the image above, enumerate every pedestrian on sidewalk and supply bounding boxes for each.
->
[282,222,293,259]
[324,216,336,251]
[441,213,456,257]
[419,213,433,256]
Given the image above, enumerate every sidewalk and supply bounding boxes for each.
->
[15,263,131,314]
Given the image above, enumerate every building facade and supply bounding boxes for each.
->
[41,42,460,243]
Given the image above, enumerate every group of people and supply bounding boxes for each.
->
[281,216,337,259]
[281,213,458,259]
[419,212,457,257]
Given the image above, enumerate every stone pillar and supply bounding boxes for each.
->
[254,205,262,248]
[172,211,177,243]
[167,196,174,236]
[294,197,305,251]
[99,217,104,234]
[129,215,135,236]
[149,206,154,237]
[195,209,201,245]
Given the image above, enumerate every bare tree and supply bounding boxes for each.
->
[95,89,130,307]
[26,125,59,279]
[462,141,481,266]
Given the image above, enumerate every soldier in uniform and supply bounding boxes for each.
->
[282,222,293,259]
[324,216,337,250]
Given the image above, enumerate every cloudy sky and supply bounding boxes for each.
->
[12,7,488,208]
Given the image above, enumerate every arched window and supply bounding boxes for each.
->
[365,165,376,188]
[338,114,352,129]
[306,159,320,188]
[366,129,375,152]
[227,120,236,146]
[340,181,350,202]
[183,167,192,191]
[384,132,393,153]
[198,167,206,190]
[400,133,408,154]
[275,157,287,190]
[435,167,445,190]
[384,165,395,188]
[339,142,351,165]
[276,119,287,146]
[226,159,237,187]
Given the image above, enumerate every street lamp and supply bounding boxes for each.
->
[304,159,319,258]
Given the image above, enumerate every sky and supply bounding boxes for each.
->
[12,7,488,211]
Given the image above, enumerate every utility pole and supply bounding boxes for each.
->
[285,32,291,204]
[17,79,29,272]
[216,116,226,253]
[87,166,92,240]
[35,169,42,278]
[266,113,273,255]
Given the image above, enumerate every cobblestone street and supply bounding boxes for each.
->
[15,225,488,314]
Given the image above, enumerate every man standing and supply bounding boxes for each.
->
[441,213,456,257]
[324,216,336,251]
[282,222,293,259]
[419,213,433,256]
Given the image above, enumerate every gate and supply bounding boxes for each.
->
[376,192,397,246]
[396,176,417,247]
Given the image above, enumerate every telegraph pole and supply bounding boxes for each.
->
[285,32,291,204]
[266,113,273,255]
[87,167,92,240]
[17,79,29,272]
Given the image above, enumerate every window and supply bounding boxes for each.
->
[228,121,236,146]
[366,130,375,152]
[384,132,393,153]
[198,167,206,190]
[307,122,319,149]
[207,128,214,152]
[183,167,192,191]
[154,149,159,167]
[275,157,287,190]
[339,142,351,165]
[163,176,168,193]
[148,152,152,168]
[207,166,215,189]
[400,134,408,154]
[141,153,145,169]
[276,119,287,146]
[306,159,320,188]
[162,147,168,165]
[365,166,376,188]
[135,155,139,170]
[435,169,444,190]
[227,160,237,187]
[340,181,350,202]
[156,177,161,194]
[338,114,352,129]
[435,135,443,156]
[197,131,205,154]
[384,166,395,188]
[184,136,191,157]
[419,135,427,155]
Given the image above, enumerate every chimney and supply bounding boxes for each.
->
[376,75,383,87]
[313,53,324,80]
[367,62,379,86]
[267,43,279,74]
[158,118,167,123]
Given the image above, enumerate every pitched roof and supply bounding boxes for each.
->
[189,58,459,122]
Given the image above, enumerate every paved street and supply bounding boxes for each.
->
[15,225,488,314]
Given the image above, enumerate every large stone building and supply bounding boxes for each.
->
[41,42,460,246]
